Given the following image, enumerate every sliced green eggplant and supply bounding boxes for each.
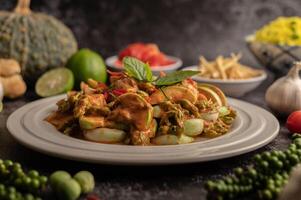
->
[153,105,162,118]
[178,134,195,144]
[151,135,179,145]
[183,118,204,136]
[200,112,219,121]
[84,128,126,143]
[219,106,230,116]
[79,116,105,130]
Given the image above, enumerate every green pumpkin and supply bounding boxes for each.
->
[0,0,78,82]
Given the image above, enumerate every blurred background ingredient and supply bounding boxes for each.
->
[0,0,78,82]
[117,43,175,67]
[35,68,74,97]
[265,62,301,115]
[0,59,26,99]
[286,111,301,133]
[254,17,301,46]
[198,53,263,80]
[248,16,301,76]
[66,49,107,87]
[50,170,95,200]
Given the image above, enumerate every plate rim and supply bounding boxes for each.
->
[6,95,279,165]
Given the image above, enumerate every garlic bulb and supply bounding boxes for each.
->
[265,62,301,115]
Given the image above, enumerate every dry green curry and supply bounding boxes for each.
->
[46,57,236,145]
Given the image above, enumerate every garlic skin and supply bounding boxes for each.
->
[265,62,301,115]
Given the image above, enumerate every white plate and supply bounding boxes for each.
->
[7,95,279,165]
[184,66,267,97]
[105,55,182,75]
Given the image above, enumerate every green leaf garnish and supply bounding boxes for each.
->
[154,70,200,86]
[123,57,153,82]
[122,57,199,86]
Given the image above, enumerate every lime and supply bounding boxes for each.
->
[35,68,74,97]
[66,48,107,87]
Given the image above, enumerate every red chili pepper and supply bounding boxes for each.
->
[159,71,166,77]
[111,89,127,96]
[97,82,108,90]
[103,91,109,100]
[85,194,101,200]
[186,78,194,85]
[145,96,151,103]
[204,121,210,127]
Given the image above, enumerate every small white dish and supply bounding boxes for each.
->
[184,66,267,97]
[105,55,182,75]
[7,95,279,165]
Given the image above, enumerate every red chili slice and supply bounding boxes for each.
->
[85,194,101,200]
[97,82,108,90]
[103,91,109,100]
[111,89,127,96]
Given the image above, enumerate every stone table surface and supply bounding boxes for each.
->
[0,73,289,200]
[0,0,296,199]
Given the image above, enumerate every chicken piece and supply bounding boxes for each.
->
[80,82,96,95]
[177,99,200,117]
[182,78,197,89]
[74,94,106,118]
[45,112,74,131]
[108,93,153,131]
[137,82,157,94]
[56,91,80,113]
[108,93,154,145]
[56,99,70,113]
[111,77,138,92]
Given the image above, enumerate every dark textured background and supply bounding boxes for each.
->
[0,0,298,199]
[3,0,301,67]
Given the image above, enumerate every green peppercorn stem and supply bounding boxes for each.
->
[0,159,48,194]
[0,183,42,200]
[205,136,301,200]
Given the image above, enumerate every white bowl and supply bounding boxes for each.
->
[184,66,267,97]
[105,55,182,75]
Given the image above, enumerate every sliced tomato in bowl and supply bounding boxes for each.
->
[117,42,175,67]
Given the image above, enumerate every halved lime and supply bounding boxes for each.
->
[35,68,74,97]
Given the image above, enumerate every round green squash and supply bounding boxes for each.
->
[0,0,78,82]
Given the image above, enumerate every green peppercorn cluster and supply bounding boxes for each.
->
[0,159,48,200]
[0,184,41,200]
[205,133,301,200]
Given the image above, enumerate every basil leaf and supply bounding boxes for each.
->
[154,70,200,86]
[123,57,153,82]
